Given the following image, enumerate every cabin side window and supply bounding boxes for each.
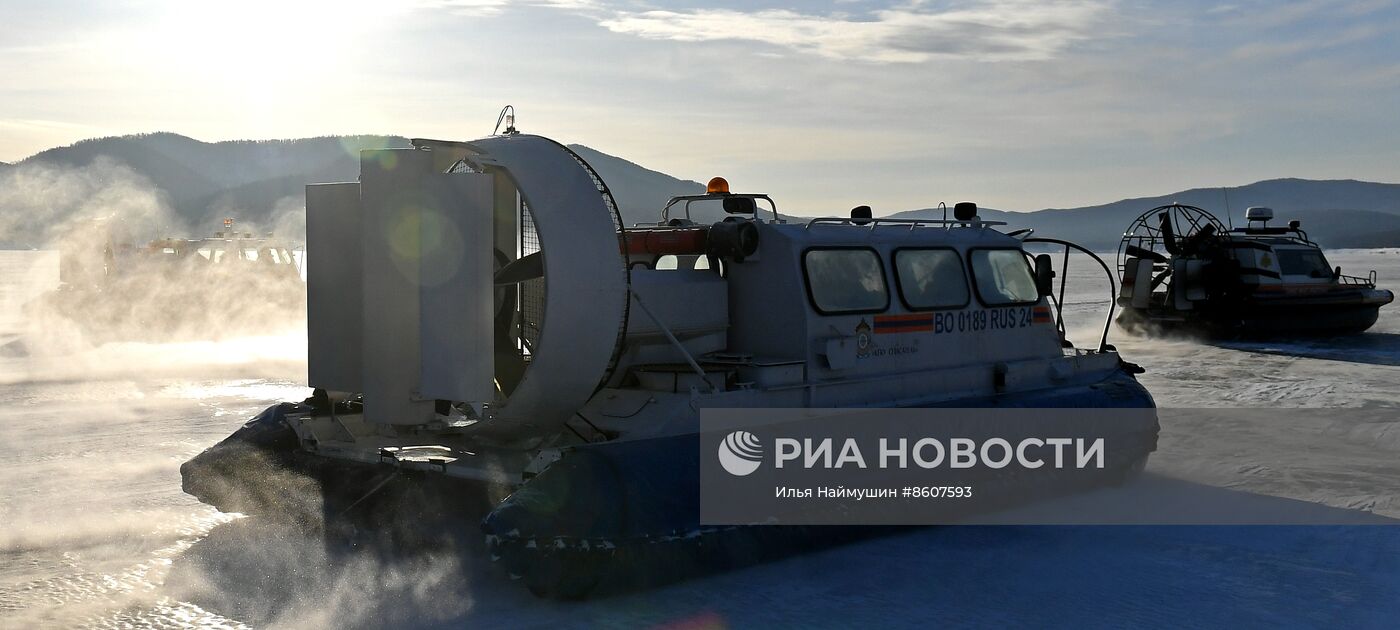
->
[803,248,889,314]
[654,254,716,272]
[893,248,969,310]
[969,249,1039,306]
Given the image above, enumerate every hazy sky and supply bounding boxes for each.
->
[1,0,1397,214]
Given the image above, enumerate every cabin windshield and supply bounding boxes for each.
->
[1276,248,1332,278]
[970,249,1039,305]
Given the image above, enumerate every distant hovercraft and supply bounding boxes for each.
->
[1116,204,1393,337]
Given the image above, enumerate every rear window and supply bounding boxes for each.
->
[803,248,889,314]
[894,249,969,310]
[969,249,1038,305]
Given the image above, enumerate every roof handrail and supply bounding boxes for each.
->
[662,193,783,224]
[1225,227,1318,247]
[804,217,1008,230]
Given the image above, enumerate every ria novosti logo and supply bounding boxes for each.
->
[717,430,764,476]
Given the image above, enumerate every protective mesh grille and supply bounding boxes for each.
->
[518,200,545,358]
[557,146,630,390]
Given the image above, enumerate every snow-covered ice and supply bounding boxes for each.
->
[2,249,1399,628]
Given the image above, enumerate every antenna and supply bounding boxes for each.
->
[1222,187,1233,230]
[493,105,519,136]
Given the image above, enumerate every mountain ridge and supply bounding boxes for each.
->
[892,178,1400,249]
[5,132,1400,249]
[10,133,714,233]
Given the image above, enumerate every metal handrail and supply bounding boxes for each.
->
[662,193,782,224]
[805,217,1007,230]
[1023,237,1117,352]
[1338,272,1377,288]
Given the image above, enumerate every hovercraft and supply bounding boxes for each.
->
[1116,204,1393,337]
[35,218,305,342]
[182,124,1157,598]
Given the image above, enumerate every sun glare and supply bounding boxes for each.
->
[150,0,397,94]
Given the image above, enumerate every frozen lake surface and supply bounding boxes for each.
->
[2,249,1399,627]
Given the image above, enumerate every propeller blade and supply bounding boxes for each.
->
[494,251,544,285]
[1125,244,1168,263]
[1158,212,1181,255]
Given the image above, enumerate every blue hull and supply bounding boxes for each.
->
[483,369,1157,597]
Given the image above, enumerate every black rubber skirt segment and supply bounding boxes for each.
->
[1119,297,1384,337]
[180,402,311,519]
